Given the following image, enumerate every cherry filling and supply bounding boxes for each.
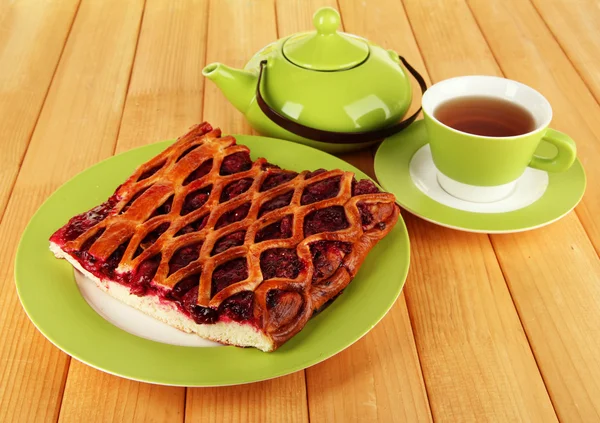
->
[310,241,352,282]
[212,230,246,255]
[182,285,218,324]
[301,176,341,205]
[181,185,212,216]
[168,242,202,276]
[260,171,298,191]
[138,161,165,182]
[260,248,303,280]
[168,276,255,325]
[214,202,250,229]
[149,195,174,218]
[356,202,389,231]
[352,178,380,196]
[130,254,161,296]
[101,240,130,279]
[80,228,106,252]
[211,257,248,296]
[120,187,151,214]
[258,191,293,217]
[220,178,253,202]
[357,202,373,228]
[220,152,252,175]
[305,169,327,179]
[303,206,349,237]
[176,145,200,163]
[169,275,199,301]
[54,194,119,243]
[134,222,170,258]
[183,159,213,186]
[175,214,209,237]
[255,215,293,242]
[218,291,254,322]
[262,162,280,170]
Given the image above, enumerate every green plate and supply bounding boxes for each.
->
[15,135,410,386]
[375,120,586,233]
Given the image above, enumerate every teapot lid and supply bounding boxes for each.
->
[282,7,369,71]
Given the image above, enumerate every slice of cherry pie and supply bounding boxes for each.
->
[50,123,399,351]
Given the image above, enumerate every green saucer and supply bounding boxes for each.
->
[375,120,586,233]
[15,134,410,386]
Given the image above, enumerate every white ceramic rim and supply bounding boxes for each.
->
[421,75,553,139]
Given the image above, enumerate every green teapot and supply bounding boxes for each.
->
[202,7,426,153]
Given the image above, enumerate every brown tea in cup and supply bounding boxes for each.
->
[434,96,536,137]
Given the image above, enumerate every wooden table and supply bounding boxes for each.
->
[1,0,599,421]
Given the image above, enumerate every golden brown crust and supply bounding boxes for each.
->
[57,123,399,349]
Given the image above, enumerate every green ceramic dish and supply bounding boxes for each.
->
[375,120,586,233]
[15,135,410,386]
[202,7,414,153]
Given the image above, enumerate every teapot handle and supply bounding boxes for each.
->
[255,56,427,144]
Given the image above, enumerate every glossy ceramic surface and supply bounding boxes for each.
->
[202,7,413,153]
[283,7,369,71]
[375,121,586,233]
[16,135,410,386]
[423,76,577,187]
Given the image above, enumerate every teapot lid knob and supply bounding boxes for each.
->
[313,7,340,35]
[282,7,368,71]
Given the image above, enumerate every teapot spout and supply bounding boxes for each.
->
[202,63,257,115]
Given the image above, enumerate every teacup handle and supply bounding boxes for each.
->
[529,128,577,173]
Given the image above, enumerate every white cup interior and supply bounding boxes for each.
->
[422,76,553,135]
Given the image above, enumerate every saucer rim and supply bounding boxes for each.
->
[374,120,586,234]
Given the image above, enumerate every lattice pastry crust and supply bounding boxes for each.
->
[50,123,399,351]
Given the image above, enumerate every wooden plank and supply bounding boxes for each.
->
[404,216,558,422]
[0,0,144,422]
[466,0,600,419]
[274,1,431,421]
[58,365,184,423]
[492,221,600,421]
[116,0,207,152]
[58,1,211,420]
[186,372,307,423]
[0,0,80,220]
[530,0,600,103]
[304,298,432,422]
[473,0,600,255]
[185,2,308,421]
[395,0,560,420]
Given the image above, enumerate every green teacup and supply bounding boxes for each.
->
[422,76,577,203]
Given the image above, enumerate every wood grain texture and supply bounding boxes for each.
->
[530,0,600,103]
[186,371,307,423]
[185,2,308,421]
[404,216,558,422]
[275,1,431,421]
[59,364,184,423]
[465,0,600,419]
[492,217,600,421]
[116,0,208,152]
[305,296,431,423]
[468,0,600,255]
[57,0,211,420]
[397,0,559,420]
[0,0,144,422]
[2,0,599,421]
[0,0,80,221]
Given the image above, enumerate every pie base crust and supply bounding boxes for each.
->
[50,242,275,352]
